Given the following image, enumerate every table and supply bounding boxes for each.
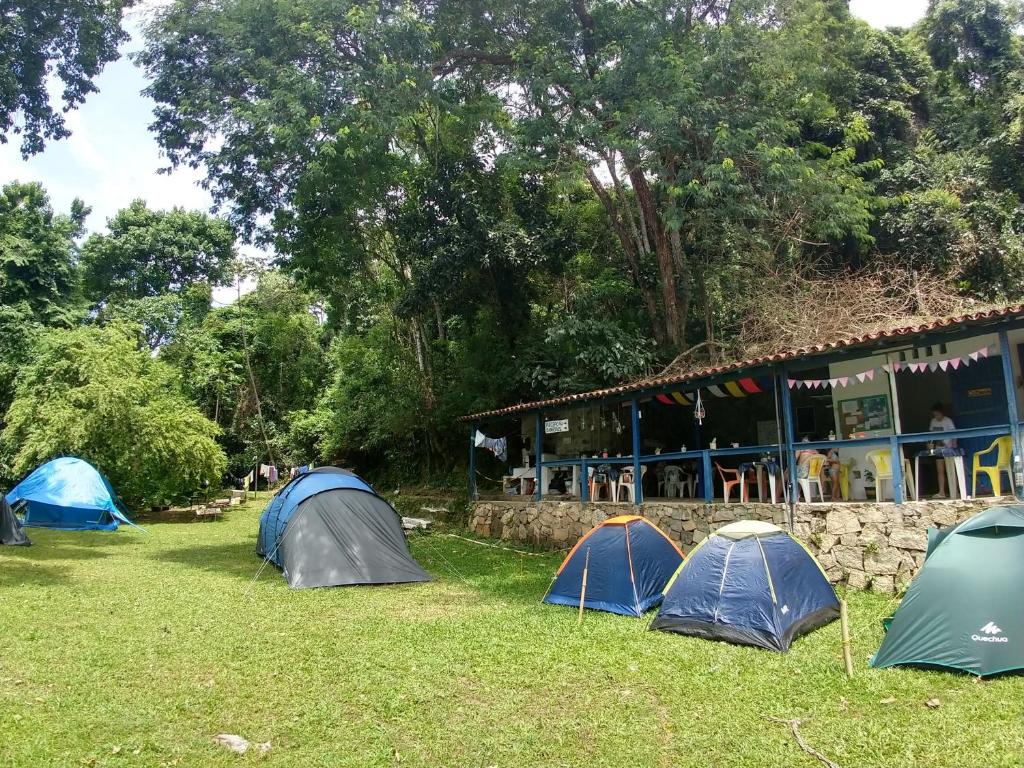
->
[914,447,968,500]
[738,459,781,503]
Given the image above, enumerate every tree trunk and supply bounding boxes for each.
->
[584,167,666,345]
[627,164,684,349]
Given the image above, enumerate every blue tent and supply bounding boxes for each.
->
[256,467,430,589]
[651,521,839,651]
[543,515,684,617]
[5,457,132,531]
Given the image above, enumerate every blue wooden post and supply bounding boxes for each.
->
[701,450,714,501]
[997,328,1022,496]
[580,457,590,502]
[534,412,544,501]
[468,423,477,500]
[778,366,798,505]
[889,435,904,504]
[630,398,643,505]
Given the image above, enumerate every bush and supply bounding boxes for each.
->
[1,324,226,508]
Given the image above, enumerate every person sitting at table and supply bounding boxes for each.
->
[784,437,822,487]
[929,402,957,498]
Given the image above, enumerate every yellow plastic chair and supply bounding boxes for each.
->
[838,460,854,501]
[971,436,1014,496]
[866,449,916,501]
[798,454,827,503]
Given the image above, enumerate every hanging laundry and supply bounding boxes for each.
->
[474,430,508,462]
[259,464,279,484]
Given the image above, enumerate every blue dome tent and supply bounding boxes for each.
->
[256,467,430,589]
[651,521,839,651]
[5,457,134,531]
[543,516,684,617]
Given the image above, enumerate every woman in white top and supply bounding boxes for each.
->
[929,402,956,498]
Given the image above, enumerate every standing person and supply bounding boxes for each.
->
[929,402,956,498]
[824,446,842,500]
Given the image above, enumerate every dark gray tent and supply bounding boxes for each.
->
[256,468,430,589]
[0,498,30,546]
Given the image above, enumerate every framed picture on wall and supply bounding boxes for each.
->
[837,394,892,438]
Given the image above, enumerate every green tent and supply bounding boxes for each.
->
[871,506,1024,677]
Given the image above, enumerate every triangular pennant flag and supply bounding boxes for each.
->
[950,357,962,369]
[865,368,875,381]
[856,371,867,383]
[928,362,939,372]
[882,364,892,374]
[828,378,839,388]
[788,379,797,389]
[969,351,979,362]
[939,359,949,371]
[979,346,990,358]
[838,376,849,387]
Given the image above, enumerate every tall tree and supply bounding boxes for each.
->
[0,181,86,326]
[80,200,237,305]
[141,0,879,353]
[0,1,134,156]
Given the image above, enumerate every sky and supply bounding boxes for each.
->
[0,0,931,301]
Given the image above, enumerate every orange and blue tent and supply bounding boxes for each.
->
[543,516,684,617]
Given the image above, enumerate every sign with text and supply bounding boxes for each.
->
[544,419,569,434]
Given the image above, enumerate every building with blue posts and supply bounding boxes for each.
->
[463,305,1024,508]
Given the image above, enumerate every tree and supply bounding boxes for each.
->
[0,1,133,156]
[160,272,326,473]
[0,181,87,326]
[1,323,226,508]
[141,0,879,353]
[80,200,237,305]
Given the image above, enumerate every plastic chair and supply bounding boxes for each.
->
[589,469,612,501]
[798,454,827,503]
[971,436,1014,496]
[660,465,683,498]
[866,450,916,501]
[617,467,648,502]
[715,463,754,504]
[838,460,854,501]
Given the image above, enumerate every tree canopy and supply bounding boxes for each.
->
[0,1,133,156]
[80,200,237,305]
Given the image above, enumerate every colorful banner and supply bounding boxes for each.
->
[654,376,772,405]
[787,345,994,390]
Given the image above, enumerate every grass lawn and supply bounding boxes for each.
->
[1,501,1021,768]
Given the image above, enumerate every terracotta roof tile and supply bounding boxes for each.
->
[461,304,1024,421]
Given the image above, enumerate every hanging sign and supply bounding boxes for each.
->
[544,418,569,434]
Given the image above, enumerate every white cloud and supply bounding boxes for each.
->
[849,0,928,29]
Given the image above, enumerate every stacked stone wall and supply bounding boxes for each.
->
[470,498,988,593]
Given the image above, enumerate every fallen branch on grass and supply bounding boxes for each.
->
[766,717,840,768]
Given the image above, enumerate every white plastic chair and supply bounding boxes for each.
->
[617,467,648,502]
[660,465,683,498]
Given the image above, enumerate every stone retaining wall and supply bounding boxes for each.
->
[469,498,993,593]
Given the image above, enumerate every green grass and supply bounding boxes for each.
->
[1,503,1021,768]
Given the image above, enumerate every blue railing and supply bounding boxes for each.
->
[534,426,1018,505]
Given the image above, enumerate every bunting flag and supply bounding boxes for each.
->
[724,381,746,397]
[655,376,773,405]
[786,345,995,390]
